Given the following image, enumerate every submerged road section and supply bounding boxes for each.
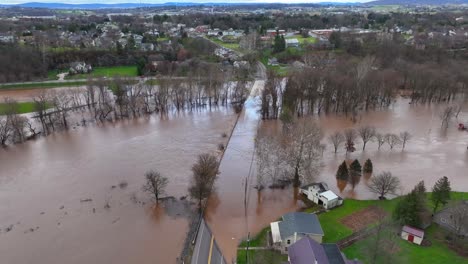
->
[191,218,225,264]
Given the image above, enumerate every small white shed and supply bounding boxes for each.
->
[401,225,424,245]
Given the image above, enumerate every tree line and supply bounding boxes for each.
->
[0,68,249,147]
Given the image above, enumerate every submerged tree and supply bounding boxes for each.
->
[142,170,169,203]
[285,121,323,187]
[344,128,358,152]
[384,133,401,150]
[358,126,376,151]
[399,131,412,150]
[336,161,349,181]
[349,159,362,188]
[375,132,385,150]
[188,154,219,209]
[328,131,345,154]
[363,159,373,173]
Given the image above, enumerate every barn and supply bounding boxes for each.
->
[401,225,425,245]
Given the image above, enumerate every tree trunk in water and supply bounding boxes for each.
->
[294,166,300,187]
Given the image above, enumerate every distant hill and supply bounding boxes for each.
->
[368,0,468,5]
[0,2,364,10]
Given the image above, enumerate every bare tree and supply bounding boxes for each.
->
[285,121,323,187]
[375,132,385,150]
[142,170,169,203]
[328,131,345,154]
[358,126,376,151]
[188,154,219,209]
[344,128,358,152]
[440,106,454,129]
[255,132,287,190]
[447,201,468,236]
[368,171,401,199]
[0,116,11,146]
[384,133,401,150]
[399,131,412,150]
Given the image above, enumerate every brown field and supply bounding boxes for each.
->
[340,206,387,232]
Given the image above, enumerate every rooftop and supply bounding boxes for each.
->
[402,225,425,238]
[278,212,324,240]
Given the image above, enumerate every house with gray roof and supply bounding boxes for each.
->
[433,200,468,237]
[270,212,324,253]
[288,237,362,264]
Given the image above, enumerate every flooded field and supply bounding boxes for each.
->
[1,80,468,264]
[206,87,468,261]
[0,107,237,264]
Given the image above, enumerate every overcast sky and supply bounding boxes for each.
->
[1,0,372,4]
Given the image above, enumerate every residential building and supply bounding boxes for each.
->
[433,200,468,237]
[270,212,324,253]
[300,182,343,210]
[288,237,361,264]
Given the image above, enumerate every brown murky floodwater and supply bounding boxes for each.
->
[2,81,468,264]
[0,107,237,264]
[206,82,468,261]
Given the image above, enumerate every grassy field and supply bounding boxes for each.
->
[0,102,52,115]
[305,192,468,243]
[286,35,318,45]
[210,38,243,52]
[343,224,467,264]
[0,81,87,90]
[237,192,468,264]
[66,65,138,79]
[237,249,288,264]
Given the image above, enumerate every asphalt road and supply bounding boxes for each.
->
[191,219,225,264]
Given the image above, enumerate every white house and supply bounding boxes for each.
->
[300,182,343,210]
[401,225,424,245]
[270,212,324,254]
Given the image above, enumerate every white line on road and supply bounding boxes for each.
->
[192,221,205,264]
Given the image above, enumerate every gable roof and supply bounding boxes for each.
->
[321,190,338,200]
[402,225,424,238]
[323,244,346,264]
[288,237,329,264]
[278,212,324,240]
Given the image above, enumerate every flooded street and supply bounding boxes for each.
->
[0,107,237,264]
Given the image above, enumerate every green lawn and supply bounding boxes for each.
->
[0,81,87,90]
[286,35,317,45]
[237,249,288,264]
[237,192,468,264]
[66,65,138,79]
[239,226,271,247]
[210,38,242,52]
[304,192,468,243]
[0,101,52,115]
[343,224,467,264]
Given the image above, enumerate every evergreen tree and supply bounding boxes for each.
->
[349,159,362,188]
[363,159,373,173]
[273,31,286,53]
[414,180,426,195]
[393,190,422,227]
[349,160,362,175]
[431,176,451,213]
[336,161,349,181]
